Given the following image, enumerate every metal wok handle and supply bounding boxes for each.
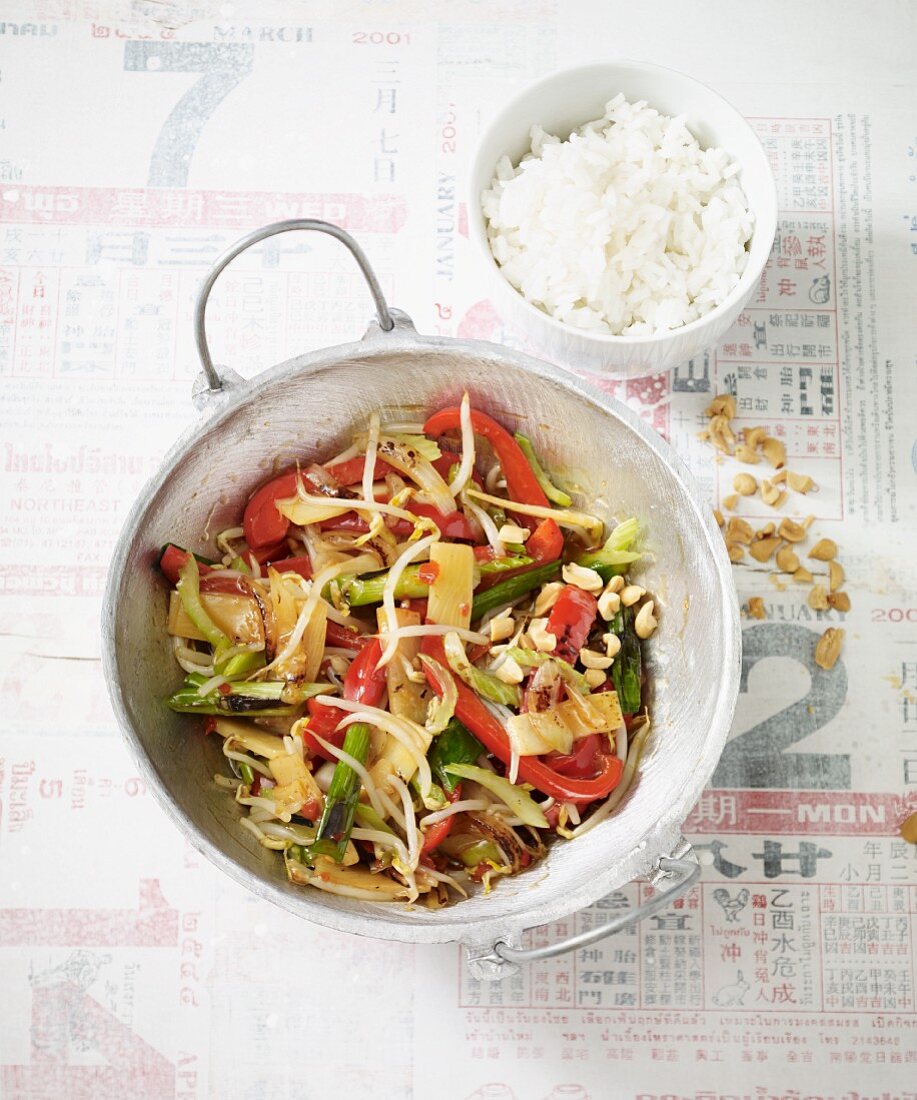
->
[467,839,699,981]
[193,219,395,394]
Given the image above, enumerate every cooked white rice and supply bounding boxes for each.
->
[482,93,754,336]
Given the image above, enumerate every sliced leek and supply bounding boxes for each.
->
[426,542,475,630]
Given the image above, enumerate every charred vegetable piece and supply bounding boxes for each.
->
[611,607,642,715]
[176,556,230,662]
[547,585,598,663]
[305,722,372,863]
[166,677,326,716]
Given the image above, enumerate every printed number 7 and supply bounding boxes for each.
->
[124,41,254,188]
[712,622,850,789]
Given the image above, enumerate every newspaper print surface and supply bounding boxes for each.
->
[1,2,915,1098]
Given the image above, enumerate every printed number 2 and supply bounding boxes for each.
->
[712,623,850,789]
[124,41,254,188]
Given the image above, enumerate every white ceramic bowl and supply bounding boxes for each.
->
[469,60,777,377]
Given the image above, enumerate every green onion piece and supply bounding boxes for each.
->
[471,561,561,621]
[477,554,534,575]
[220,650,266,679]
[165,691,297,717]
[239,763,255,786]
[337,564,430,607]
[339,562,482,608]
[305,722,371,863]
[166,679,329,717]
[427,719,484,792]
[611,606,642,714]
[514,433,573,506]
[443,763,548,828]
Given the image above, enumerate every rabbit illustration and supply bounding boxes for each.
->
[712,970,750,1007]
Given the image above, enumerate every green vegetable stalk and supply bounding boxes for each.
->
[611,606,642,714]
[336,564,434,607]
[177,556,230,663]
[166,677,327,717]
[220,650,266,678]
[305,722,371,863]
[477,554,534,575]
[470,561,561,621]
[513,434,573,506]
[443,763,548,828]
[575,517,641,581]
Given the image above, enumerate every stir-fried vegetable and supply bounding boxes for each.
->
[611,606,643,715]
[426,542,475,630]
[305,722,372,862]
[513,434,573,507]
[427,718,485,792]
[470,560,561,621]
[443,763,549,828]
[575,517,642,579]
[443,631,521,707]
[159,396,654,907]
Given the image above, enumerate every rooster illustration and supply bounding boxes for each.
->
[712,887,750,922]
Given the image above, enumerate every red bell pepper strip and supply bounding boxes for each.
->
[247,541,289,566]
[546,733,606,778]
[159,545,214,585]
[243,472,300,550]
[243,456,399,550]
[421,637,623,802]
[424,407,548,523]
[199,573,251,596]
[547,585,598,662]
[318,501,479,542]
[303,637,387,761]
[325,621,371,651]
[526,518,564,564]
[323,455,394,487]
[419,783,463,854]
[410,503,480,542]
[263,556,312,579]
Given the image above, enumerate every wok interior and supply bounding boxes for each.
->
[110,341,734,942]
